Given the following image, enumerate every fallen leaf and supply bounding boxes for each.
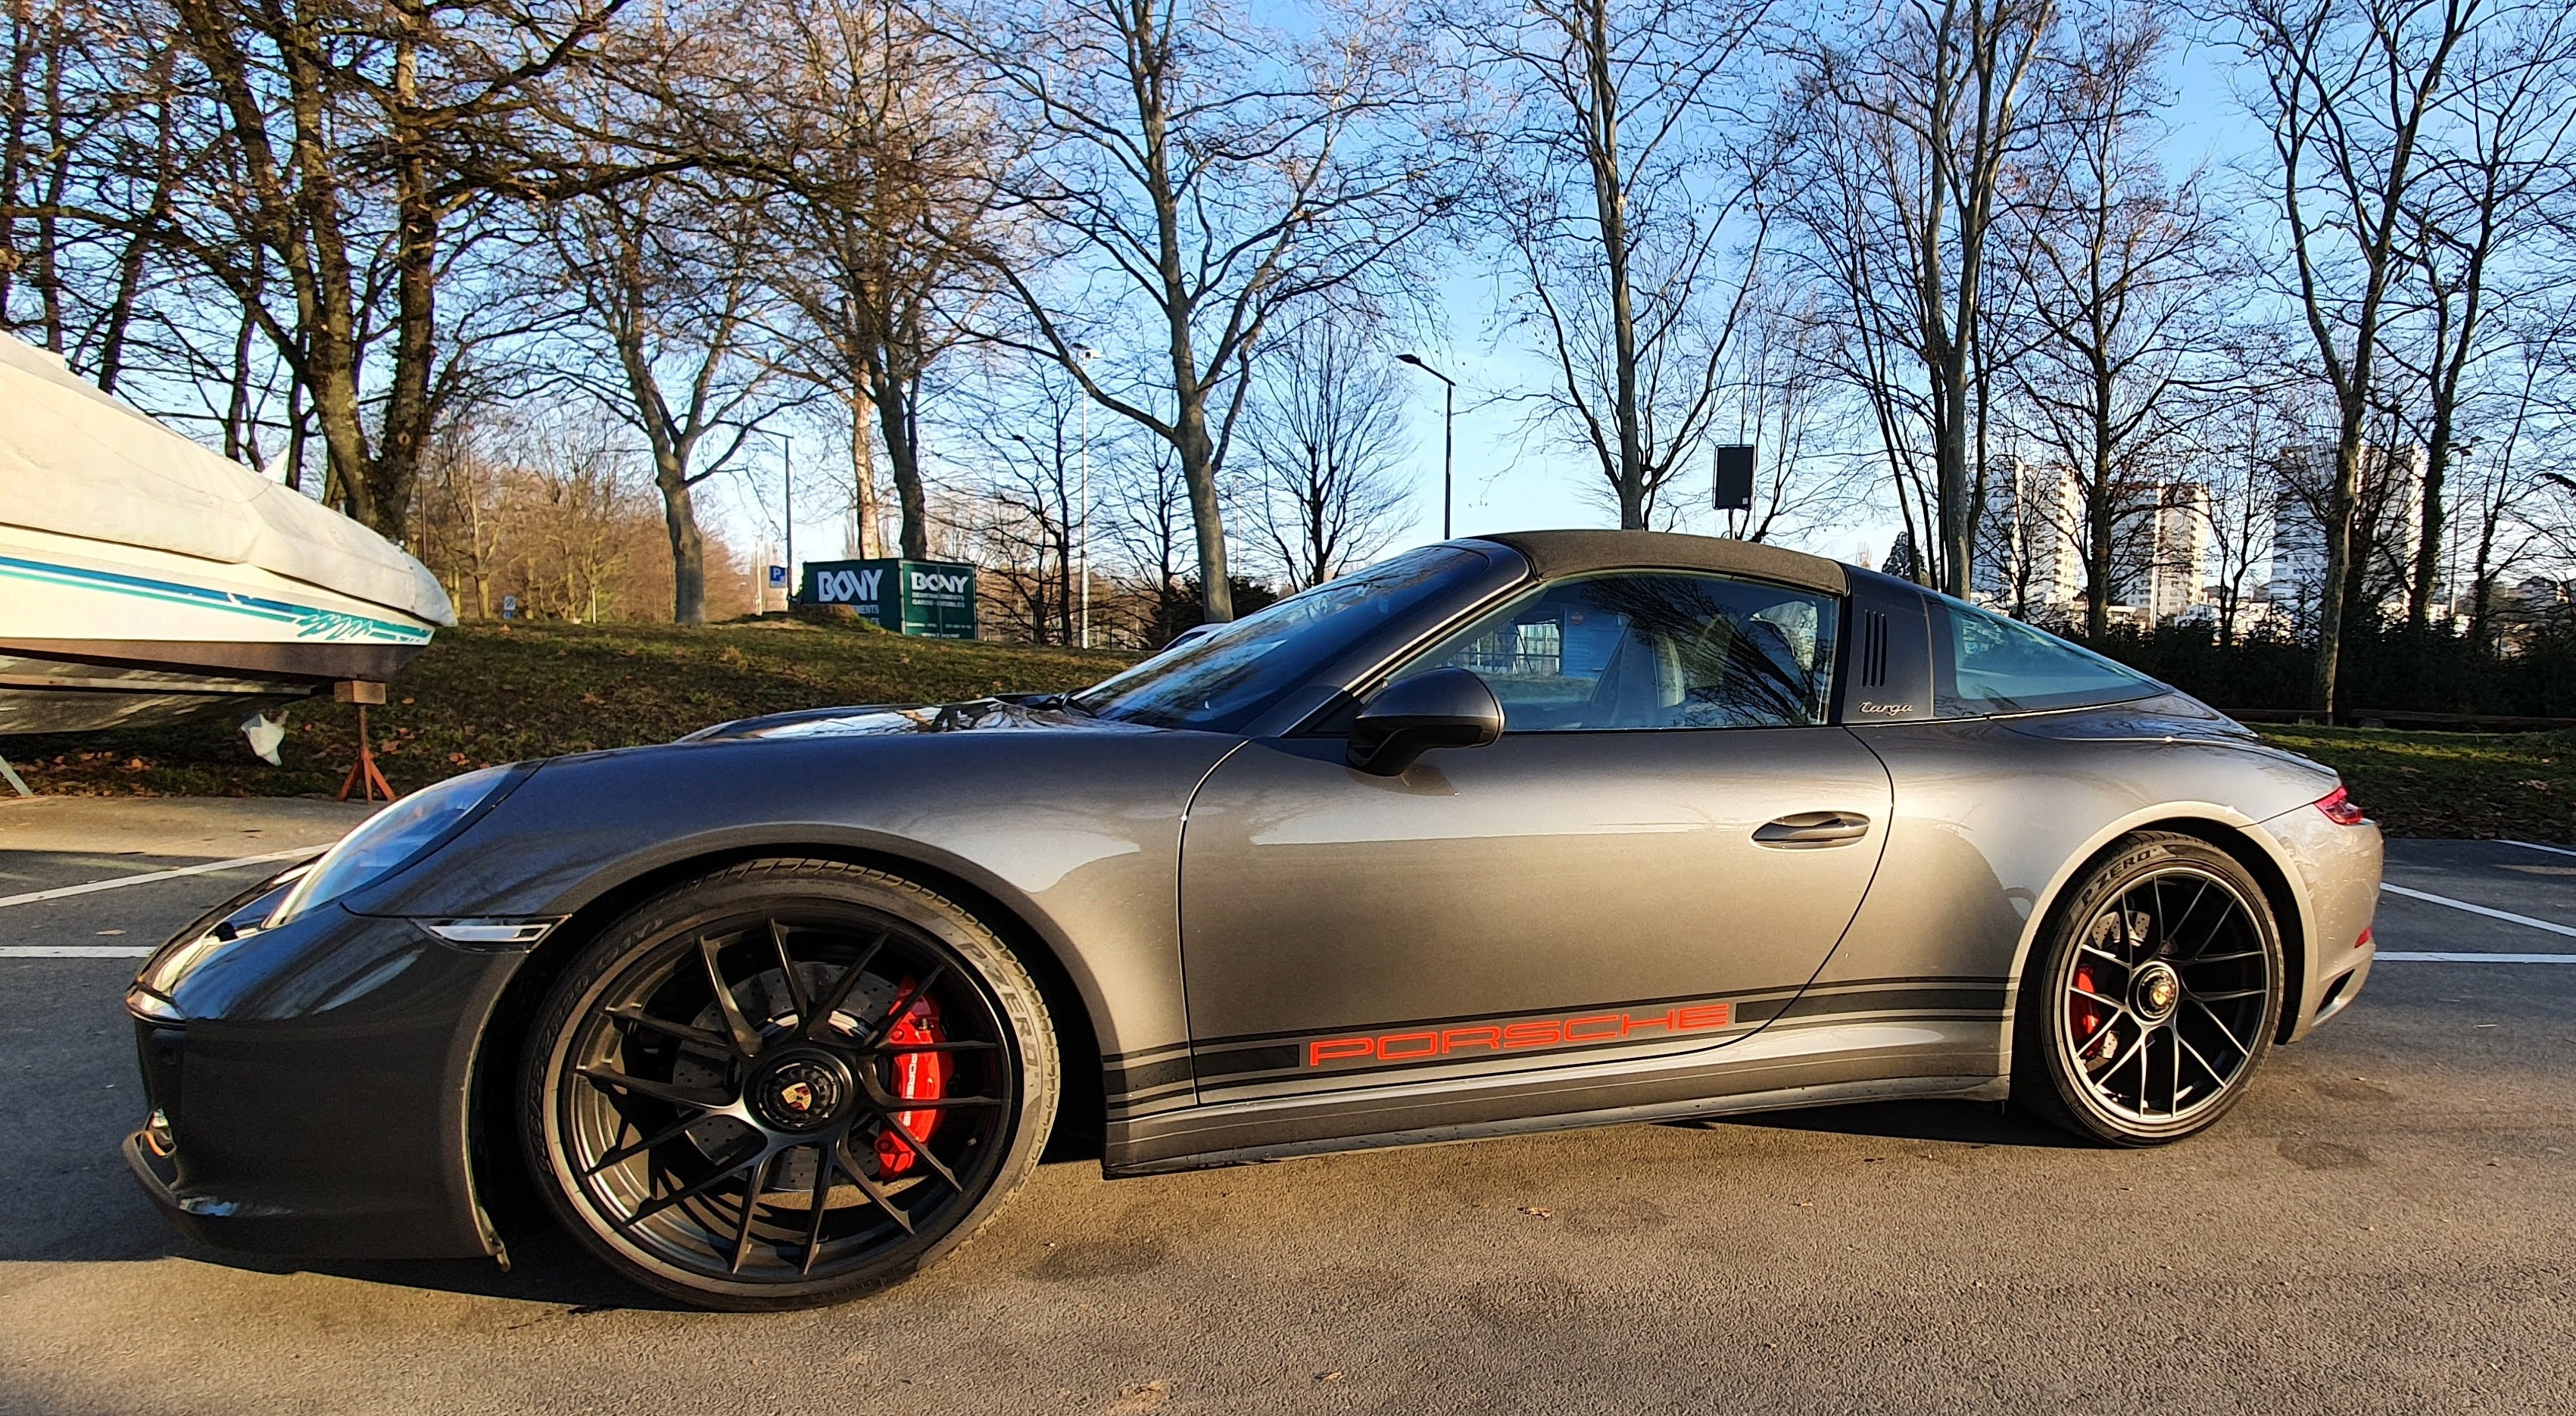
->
[1519,1206,1552,1218]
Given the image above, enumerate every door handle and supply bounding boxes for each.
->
[1754,811,1873,847]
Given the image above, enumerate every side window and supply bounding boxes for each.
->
[1395,572,1838,731]
[1935,600,2156,716]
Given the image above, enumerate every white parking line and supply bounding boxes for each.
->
[2501,840,2576,859]
[0,847,312,909]
[2378,950,2576,964]
[2379,882,2576,939]
[0,945,154,958]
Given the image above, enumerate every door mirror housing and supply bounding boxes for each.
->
[1347,668,1505,775]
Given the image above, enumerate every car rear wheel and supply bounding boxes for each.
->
[2013,833,2284,1146]
[520,859,1058,1310]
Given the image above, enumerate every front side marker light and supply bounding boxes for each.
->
[420,918,563,950]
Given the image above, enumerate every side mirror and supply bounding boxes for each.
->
[1347,668,1505,775]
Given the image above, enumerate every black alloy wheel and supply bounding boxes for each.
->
[2014,832,2284,1145]
[522,859,1058,1309]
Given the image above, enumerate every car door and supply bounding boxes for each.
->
[1179,569,1893,1103]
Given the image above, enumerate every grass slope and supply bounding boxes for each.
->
[2251,725,2574,842]
[5,621,1131,798]
[6,623,2567,841]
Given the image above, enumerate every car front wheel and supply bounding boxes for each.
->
[521,859,1058,1309]
[2013,832,2285,1146]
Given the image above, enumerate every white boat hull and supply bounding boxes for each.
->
[0,525,437,735]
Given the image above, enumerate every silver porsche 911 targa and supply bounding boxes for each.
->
[125,530,2381,1308]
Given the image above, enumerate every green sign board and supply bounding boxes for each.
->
[800,559,978,639]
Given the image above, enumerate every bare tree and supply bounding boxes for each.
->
[1446,0,1771,528]
[2003,5,2231,637]
[959,0,1440,621]
[754,0,1012,560]
[1704,271,1873,544]
[957,373,1085,643]
[141,0,627,536]
[2381,5,2576,628]
[549,171,778,624]
[1783,0,2057,597]
[1240,319,1412,588]
[2234,0,2479,708]
[1099,429,1198,646]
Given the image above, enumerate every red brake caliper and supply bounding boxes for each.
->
[874,980,953,1176]
[2070,964,2107,1061]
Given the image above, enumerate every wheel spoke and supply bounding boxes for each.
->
[876,1112,965,1193]
[728,1152,772,1274]
[2077,942,2133,973]
[2185,993,2255,1057]
[2189,987,2266,1002]
[626,1146,764,1227]
[863,964,948,1050]
[768,919,812,1020]
[2164,878,2214,957]
[803,931,888,1042]
[799,1141,838,1274]
[576,1064,729,1112]
[2070,982,2127,1012]
[2173,1024,2227,1089]
[602,1004,730,1054]
[830,1140,916,1236]
[700,937,765,1055]
[583,1111,706,1178]
[2181,948,2263,966]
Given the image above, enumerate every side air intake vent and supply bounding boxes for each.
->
[1859,610,1889,688]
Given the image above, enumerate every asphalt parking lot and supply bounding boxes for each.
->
[2,797,2571,1415]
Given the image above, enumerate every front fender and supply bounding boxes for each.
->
[341,728,1243,1063]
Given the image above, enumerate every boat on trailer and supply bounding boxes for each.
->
[0,332,455,738]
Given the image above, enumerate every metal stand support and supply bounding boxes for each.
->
[0,751,30,798]
[332,681,398,803]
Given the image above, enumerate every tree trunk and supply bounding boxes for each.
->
[1176,398,1231,620]
[848,389,884,558]
[2309,407,2365,713]
[658,454,707,625]
[875,381,928,560]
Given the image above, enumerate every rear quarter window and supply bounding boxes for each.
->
[1932,599,2158,718]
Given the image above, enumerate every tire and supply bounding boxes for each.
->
[520,859,1059,1310]
[2012,832,2284,1146]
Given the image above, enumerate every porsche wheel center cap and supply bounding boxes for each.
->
[754,1055,850,1132]
[2131,962,2181,1023]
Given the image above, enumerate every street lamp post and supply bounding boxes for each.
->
[1396,354,1455,539]
[769,430,794,613]
[1074,345,1097,649]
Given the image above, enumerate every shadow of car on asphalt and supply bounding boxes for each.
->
[1681,1097,2092,1148]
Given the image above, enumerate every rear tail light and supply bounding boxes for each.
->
[2355,926,2373,950]
[2314,786,2367,826]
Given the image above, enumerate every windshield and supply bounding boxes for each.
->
[1074,547,1489,731]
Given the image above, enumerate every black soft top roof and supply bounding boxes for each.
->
[1470,529,1851,597]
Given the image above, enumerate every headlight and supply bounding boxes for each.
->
[266,765,529,927]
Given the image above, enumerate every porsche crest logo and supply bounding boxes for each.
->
[777,1081,816,1113]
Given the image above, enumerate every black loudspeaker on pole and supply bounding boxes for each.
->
[1713,444,1755,512]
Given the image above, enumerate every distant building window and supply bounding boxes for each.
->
[1933,599,2158,718]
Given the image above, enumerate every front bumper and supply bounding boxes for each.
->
[123,900,528,1259]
